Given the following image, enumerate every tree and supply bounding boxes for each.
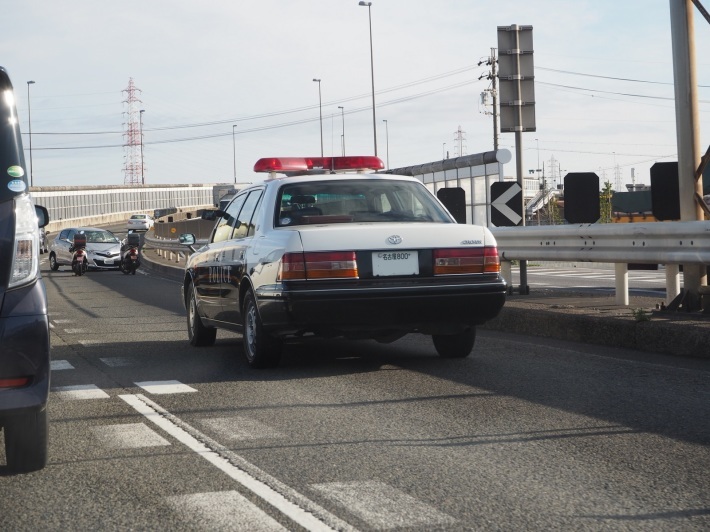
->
[599,180,614,223]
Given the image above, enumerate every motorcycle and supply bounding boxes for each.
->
[119,231,141,275]
[70,232,88,276]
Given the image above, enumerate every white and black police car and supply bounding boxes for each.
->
[180,155,506,368]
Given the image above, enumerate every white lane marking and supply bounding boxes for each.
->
[119,394,355,532]
[54,384,110,400]
[199,416,285,442]
[64,328,88,334]
[310,480,456,529]
[91,423,171,449]
[166,491,288,531]
[51,360,74,371]
[52,319,74,324]
[134,380,197,395]
[79,340,104,346]
[100,357,135,367]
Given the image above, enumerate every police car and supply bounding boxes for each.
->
[180,156,506,368]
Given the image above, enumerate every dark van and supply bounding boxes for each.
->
[0,66,51,472]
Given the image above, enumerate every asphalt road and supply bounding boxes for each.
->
[1,257,709,531]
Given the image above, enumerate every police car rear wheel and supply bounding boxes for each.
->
[432,328,476,358]
[243,290,281,369]
[187,284,216,347]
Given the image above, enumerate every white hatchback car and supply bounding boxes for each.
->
[179,156,507,368]
[126,213,154,231]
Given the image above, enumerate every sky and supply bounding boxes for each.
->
[3,0,709,190]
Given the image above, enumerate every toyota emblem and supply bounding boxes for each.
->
[387,235,402,245]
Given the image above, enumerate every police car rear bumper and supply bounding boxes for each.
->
[255,276,507,336]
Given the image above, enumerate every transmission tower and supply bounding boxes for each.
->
[453,125,467,157]
[122,78,144,185]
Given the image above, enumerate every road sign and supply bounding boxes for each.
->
[491,182,522,227]
[564,172,600,223]
[497,25,536,132]
[650,162,680,221]
[437,187,466,223]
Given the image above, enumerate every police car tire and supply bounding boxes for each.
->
[243,290,281,369]
[187,283,217,347]
[432,328,476,358]
[4,407,48,473]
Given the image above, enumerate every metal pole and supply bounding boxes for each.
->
[338,106,345,155]
[359,1,377,156]
[669,0,706,302]
[232,124,237,184]
[313,79,323,157]
[26,81,35,187]
[383,119,389,169]
[491,48,499,151]
[513,25,528,294]
[139,109,145,185]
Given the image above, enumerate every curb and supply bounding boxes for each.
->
[482,304,710,358]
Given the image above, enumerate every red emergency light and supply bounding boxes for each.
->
[254,156,384,174]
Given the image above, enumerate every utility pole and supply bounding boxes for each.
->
[669,0,706,306]
[478,48,499,151]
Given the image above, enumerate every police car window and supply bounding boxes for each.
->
[212,194,246,243]
[276,179,451,226]
[232,189,263,239]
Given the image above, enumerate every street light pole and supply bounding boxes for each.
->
[382,119,389,169]
[139,109,145,184]
[359,1,377,156]
[232,124,237,184]
[26,80,35,187]
[337,106,345,156]
[313,78,323,157]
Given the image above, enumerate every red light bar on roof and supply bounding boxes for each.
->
[254,156,384,173]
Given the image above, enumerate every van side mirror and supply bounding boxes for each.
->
[35,205,49,228]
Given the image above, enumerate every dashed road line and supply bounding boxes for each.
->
[119,393,357,532]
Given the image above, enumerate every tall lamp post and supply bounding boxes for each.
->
[26,80,35,186]
[313,78,323,156]
[337,106,345,156]
[358,1,377,156]
[382,119,389,169]
[232,124,237,184]
[139,109,145,184]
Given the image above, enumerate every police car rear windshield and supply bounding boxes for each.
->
[275,179,452,227]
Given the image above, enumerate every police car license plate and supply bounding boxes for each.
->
[372,251,419,276]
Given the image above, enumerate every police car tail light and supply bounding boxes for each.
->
[483,246,501,273]
[254,156,384,174]
[433,246,500,275]
[278,251,358,280]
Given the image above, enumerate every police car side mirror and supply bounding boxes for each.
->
[201,209,225,221]
[179,233,198,253]
[179,233,195,245]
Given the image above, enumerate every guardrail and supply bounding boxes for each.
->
[492,221,710,305]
